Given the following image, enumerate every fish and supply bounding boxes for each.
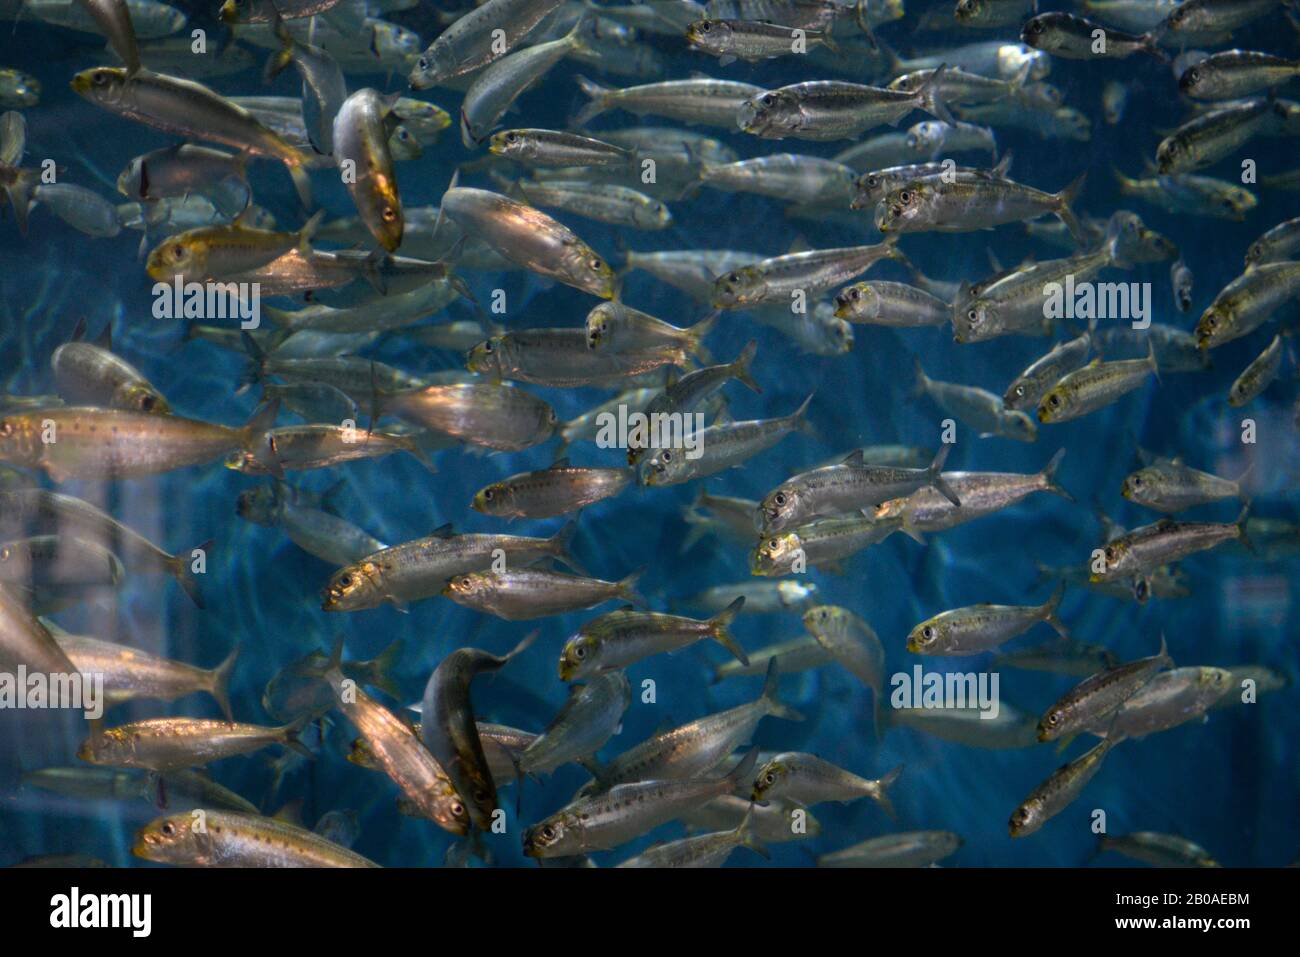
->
[877,171,1087,242]
[56,635,238,719]
[1009,736,1123,837]
[737,68,954,141]
[686,18,837,65]
[617,809,769,867]
[914,360,1038,442]
[71,68,313,206]
[376,382,557,452]
[1180,50,1300,101]
[1195,262,1300,349]
[1084,666,1233,740]
[758,445,959,531]
[907,583,1068,656]
[134,811,379,867]
[1092,509,1252,587]
[322,521,578,612]
[582,660,802,789]
[1121,458,1248,513]
[1021,12,1164,61]
[471,459,633,519]
[518,671,631,776]
[1037,636,1173,742]
[1097,831,1221,868]
[0,402,280,482]
[641,395,814,485]
[522,748,760,857]
[0,488,209,605]
[573,75,765,129]
[333,89,403,252]
[443,567,646,620]
[750,512,917,574]
[419,632,536,830]
[818,830,962,867]
[1037,344,1160,424]
[751,753,901,816]
[875,448,1073,534]
[78,715,312,770]
[1003,329,1093,412]
[439,186,615,297]
[409,0,565,88]
[802,604,886,733]
[559,597,748,680]
[1228,333,1286,407]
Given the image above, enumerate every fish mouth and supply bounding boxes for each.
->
[70,72,93,94]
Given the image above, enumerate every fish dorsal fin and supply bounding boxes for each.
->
[70,317,88,343]
[431,523,456,538]
[95,323,112,350]
[787,235,811,255]
[842,449,865,466]
[549,456,571,469]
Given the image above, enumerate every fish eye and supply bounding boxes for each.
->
[899,190,911,203]
[93,70,110,87]
[505,132,518,142]
[169,245,185,262]
[866,175,879,188]
[483,488,494,500]
[762,771,776,785]
[450,802,464,816]
[1045,713,1059,726]
[482,340,493,353]
[139,394,156,412]
[661,450,672,463]
[1104,546,1116,563]
[160,822,175,836]
[460,577,472,588]
[382,206,398,223]
[572,644,586,659]
[1048,394,1061,408]
[700,20,711,31]
[967,309,978,323]
[541,826,556,840]
[589,258,603,271]
[1187,69,1199,83]
[417,56,428,70]
[1013,385,1025,397]
[339,574,352,587]
[761,93,776,107]
[922,626,935,640]
[774,492,787,506]
[1132,476,1142,487]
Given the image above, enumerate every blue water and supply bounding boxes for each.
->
[1,1,1298,868]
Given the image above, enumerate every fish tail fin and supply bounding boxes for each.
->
[685,310,719,360]
[710,596,749,666]
[736,805,771,860]
[926,443,961,507]
[1145,337,1161,385]
[171,539,214,608]
[264,10,296,82]
[1040,448,1073,501]
[911,355,929,399]
[398,434,437,473]
[1235,503,1256,555]
[549,518,588,575]
[505,629,539,664]
[1043,581,1069,638]
[730,339,762,393]
[369,639,404,700]
[873,764,903,821]
[1055,171,1088,244]
[617,567,648,608]
[916,63,954,125]
[286,158,313,209]
[572,75,611,126]
[238,397,282,473]
[1140,32,1168,64]
[280,713,316,759]
[679,509,711,553]
[238,330,268,392]
[724,746,760,789]
[3,168,37,236]
[789,392,816,436]
[760,656,804,721]
[297,207,325,252]
[853,0,879,49]
[209,643,240,722]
